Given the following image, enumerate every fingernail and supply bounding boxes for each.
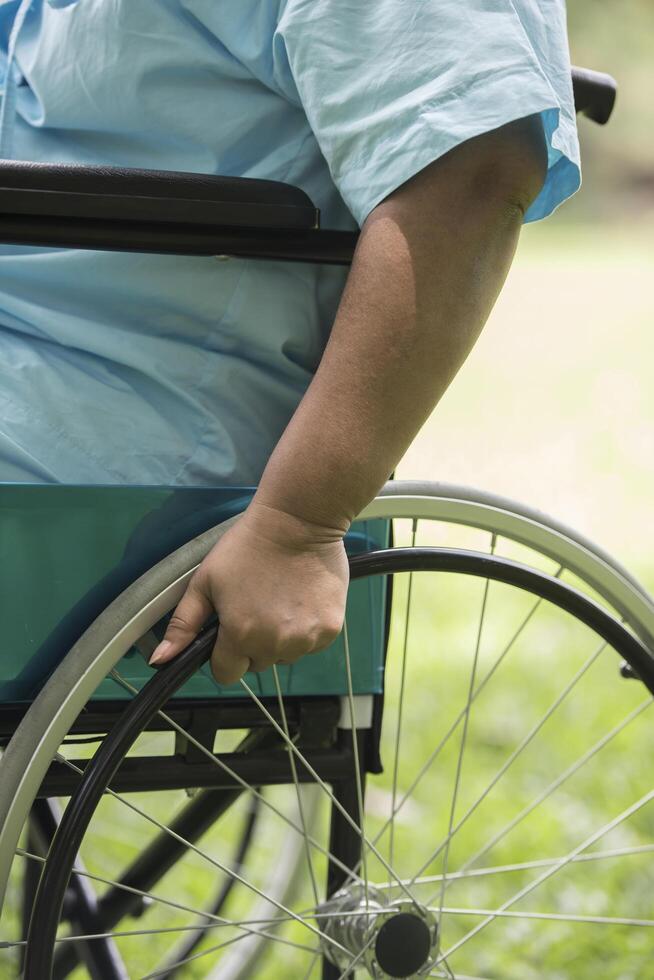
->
[149,640,172,665]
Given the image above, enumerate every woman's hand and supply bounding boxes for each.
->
[148,502,350,685]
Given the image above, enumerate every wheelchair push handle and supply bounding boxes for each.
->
[0,66,616,265]
[571,66,617,125]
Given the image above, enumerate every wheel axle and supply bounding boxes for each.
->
[318,885,438,978]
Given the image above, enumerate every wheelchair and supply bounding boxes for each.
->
[1,68,653,980]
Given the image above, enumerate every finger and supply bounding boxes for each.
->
[210,628,251,686]
[149,579,214,665]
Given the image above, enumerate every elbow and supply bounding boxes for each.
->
[379,114,549,228]
[466,114,549,217]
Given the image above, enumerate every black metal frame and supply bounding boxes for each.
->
[0,694,338,746]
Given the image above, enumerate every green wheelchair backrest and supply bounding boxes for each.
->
[0,484,388,704]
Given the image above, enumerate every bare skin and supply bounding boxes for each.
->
[150,115,548,683]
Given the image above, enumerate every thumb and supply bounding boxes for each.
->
[149,578,214,666]
[210,628,251,686]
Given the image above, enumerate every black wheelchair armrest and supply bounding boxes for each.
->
[0,160,361,264]
[0,160,318,229]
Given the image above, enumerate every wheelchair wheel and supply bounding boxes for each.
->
[1,481,653,979]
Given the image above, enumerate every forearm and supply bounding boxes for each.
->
[158,119,548,677]
[254,118,547,534]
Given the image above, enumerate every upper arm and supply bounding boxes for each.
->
[274,0,579,226]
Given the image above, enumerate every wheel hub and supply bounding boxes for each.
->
[318,885,438,978]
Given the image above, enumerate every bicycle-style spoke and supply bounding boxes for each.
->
[368,572,559,853]
[434,538,495,934]
[436,787,654,965]
[272,664,320,906]
[371,842,654,890]
[431,907,654,927]
[429,972,494,980]
[15,847,274,929]
[457,696,653,877]
[238,677,420,908]
[334,931,376,980]
[389,518,417,879]
[300,950,321,980]
[342,614,370,914]
[139,925,320,980]
[21,816,654,960]
[440,952,457,980]
[420,637,608,904]
[1,917,314,948]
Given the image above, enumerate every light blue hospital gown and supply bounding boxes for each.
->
[0,0,580,487]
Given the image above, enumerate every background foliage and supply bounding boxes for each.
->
[563,0,654,225]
